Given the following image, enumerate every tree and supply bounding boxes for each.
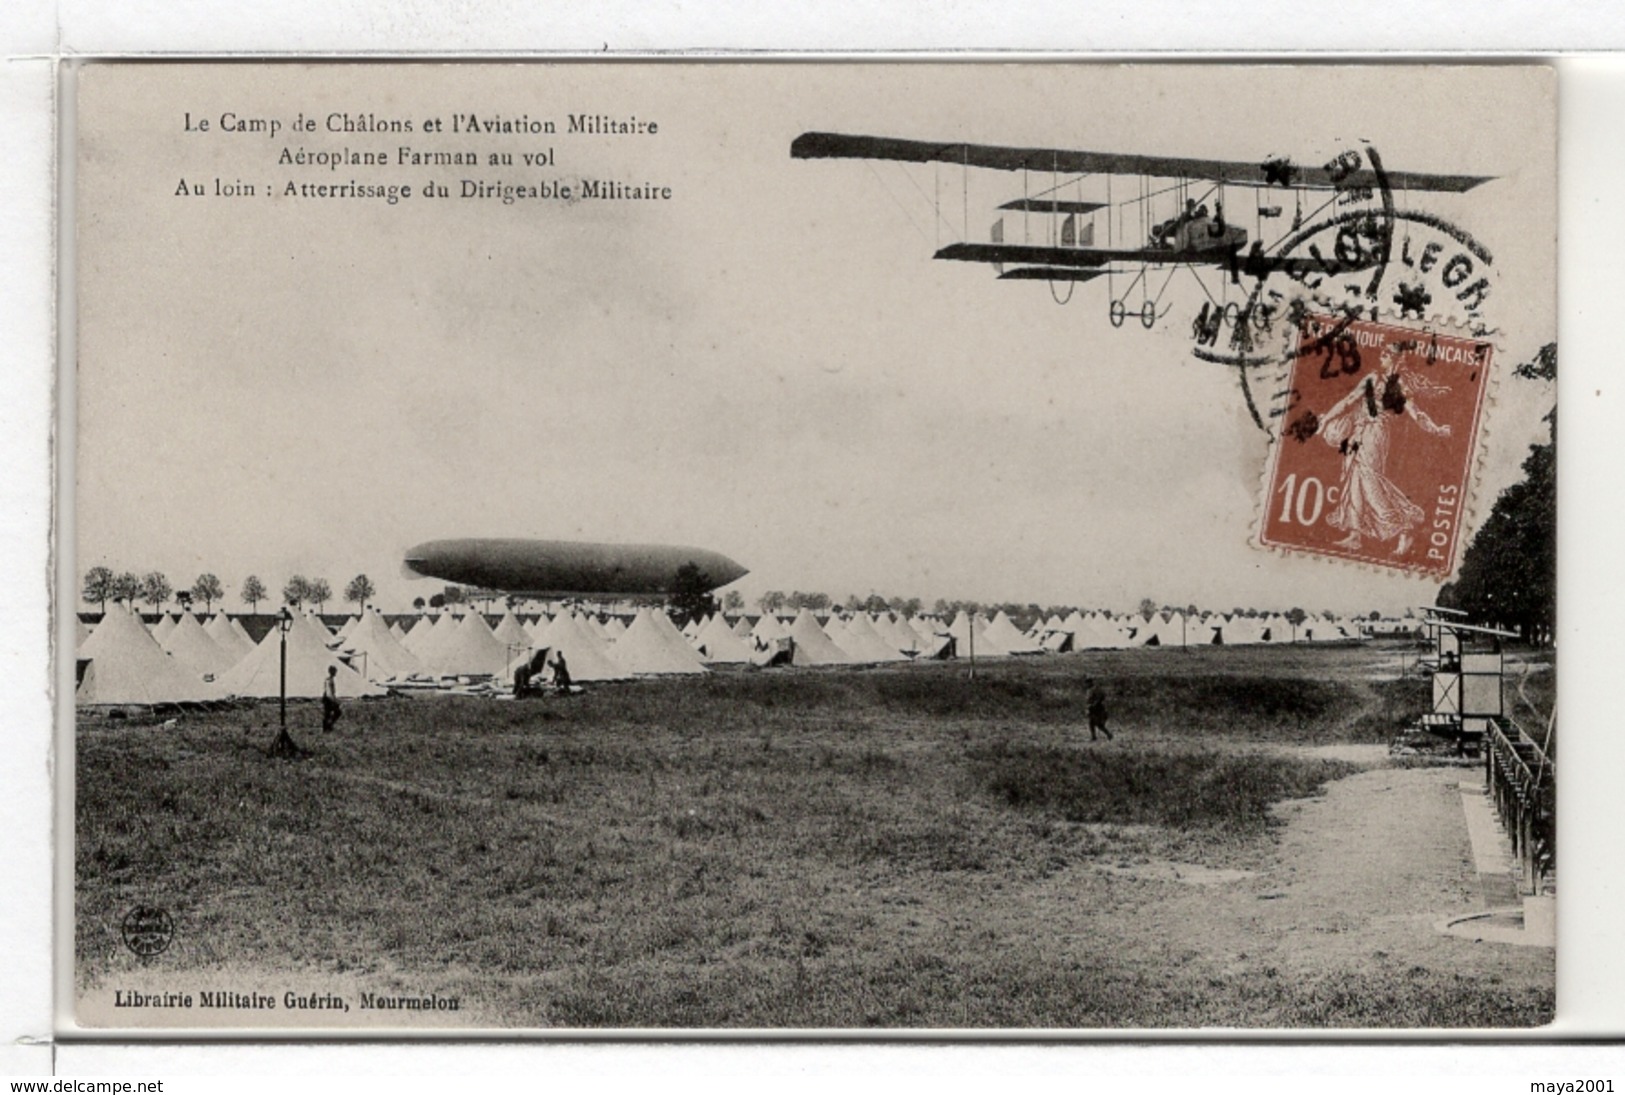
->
[758,590,786,614]
[344,573,377,611]
[932,598,951,617]
[429,593,446,610]
[1441,344,1556,644]
[789,588,825,614]
[111,571,142,605]
[192,573,224,612]
[667,562,718,623]
[175,590,192,611]
[241,575,267,614]
[1138,597,1158,620]
[722,590,745,613]
[862,593,889,614]
[82,566,115,613]
[1285,607,1307,640]
[309,578,333,612]
[901,597,922,619]
[1368,609,1382,621]
[140,572,172,612]
[413,596,426,613]
[283,575,311,606]
[442,585,466,606]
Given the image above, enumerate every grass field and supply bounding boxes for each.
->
[76,643,1554,1028]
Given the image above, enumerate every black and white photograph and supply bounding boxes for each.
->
[68,62,1557,1031]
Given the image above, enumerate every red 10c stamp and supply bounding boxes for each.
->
[1259,314,1491,578]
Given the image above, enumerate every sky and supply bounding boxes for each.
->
[73,64,1556,615]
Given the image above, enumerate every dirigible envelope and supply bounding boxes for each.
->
[403,539,747,597]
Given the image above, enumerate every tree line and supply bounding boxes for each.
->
[1438,343,1556,644]
[748,590,1386,631]
[82,567,379,615]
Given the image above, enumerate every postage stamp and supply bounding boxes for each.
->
[1258,314,1492,577]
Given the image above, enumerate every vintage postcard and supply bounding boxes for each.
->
[68,62,1556,1031]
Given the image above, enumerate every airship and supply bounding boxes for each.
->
[402,538,748,596]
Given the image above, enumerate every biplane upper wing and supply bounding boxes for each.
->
[790,132,1494,193]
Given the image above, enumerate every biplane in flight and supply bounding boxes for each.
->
[790,132,1493,332]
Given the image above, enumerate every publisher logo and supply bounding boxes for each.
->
[121,905,174,957]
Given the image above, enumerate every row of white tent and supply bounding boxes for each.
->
[74,601,1376,708]
[1022,609,1367,650]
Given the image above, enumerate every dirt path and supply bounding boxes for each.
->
[1087,761,1553,1018]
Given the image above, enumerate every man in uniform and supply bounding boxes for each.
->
[1086,678,1112,742]
[321,664,342,732]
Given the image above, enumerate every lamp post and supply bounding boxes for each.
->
[279,606,292,730]
[269,606,300,758]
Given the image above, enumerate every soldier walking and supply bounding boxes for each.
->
[321,665,342,732]
[1086,678,1112,742]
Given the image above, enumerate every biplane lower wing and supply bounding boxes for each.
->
[935,242,1221,268]
[997,267,1111,282]
[938,241,1382,282]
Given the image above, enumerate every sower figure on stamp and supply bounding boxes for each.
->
[321,664,342,732]
[1086,678,1112,742]
[1319,344,1452,558]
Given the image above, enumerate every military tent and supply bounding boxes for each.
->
[532,612,630,681]
[821,613,851,651]
[693,613,755,664]
[840,612,909,662]
[160,611,238,678]
[787,609,856,666]
[205,612,256,663]
[491,611,529,648]
[400,615,437,656]
[950,611,1010,656]
[752,611,789,644]
[428,611,511,676]
[338,609,424,681]
[76,604,223,705]
[216,612,384,699]
[610,608,708,675]
[910,616,943,646]
[412,611,465,666]
[872,613,923,656]
[985,611,1041,655]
